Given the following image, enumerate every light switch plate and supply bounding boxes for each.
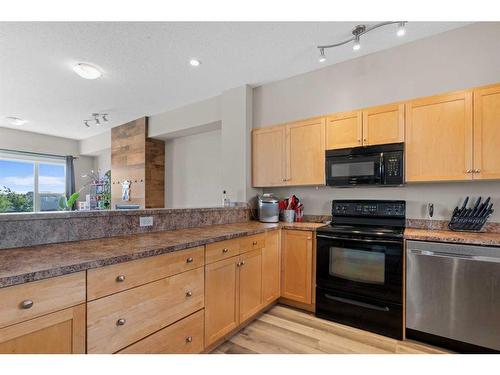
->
[140,216,154,227]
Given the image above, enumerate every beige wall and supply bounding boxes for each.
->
[254,22,500,220]
[165,128,222,208]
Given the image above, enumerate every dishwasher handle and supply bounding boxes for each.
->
[409,248,500,263]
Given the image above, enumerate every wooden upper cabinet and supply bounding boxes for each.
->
[405,91,473,182]
[252,126,286,187]
[326,111,362,149]
[473,84,500,180]
[252,117,326,187]
[281,230,313,305]
[287,117,326,185]
[362,104,404,146]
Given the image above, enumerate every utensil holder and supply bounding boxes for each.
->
[281,209,295,223]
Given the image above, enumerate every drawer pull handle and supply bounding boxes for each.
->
[116,275,126,282]
[186,290,193,297]
[186,257,194,263]
[20,299,34,309]
[185,336,193,343]
[222,248,229,253]
[116,318,126,326]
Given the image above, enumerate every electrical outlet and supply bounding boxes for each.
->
[139,216,154,227]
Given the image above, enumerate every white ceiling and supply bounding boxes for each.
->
[0,22,469,140]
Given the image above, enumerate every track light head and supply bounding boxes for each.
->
[102,114,109,123]
[318,48,326,63]
[84,120,90,128]
[353,35,361,51]
[397,21,407,37]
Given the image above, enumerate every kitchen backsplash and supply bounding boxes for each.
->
[264,180,500,223]
[0,206,250,250]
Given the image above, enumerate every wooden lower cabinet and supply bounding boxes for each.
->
[239,249,263,323]
[87,267,204,354]
[204,256,240,347]
[0,304,86,354]
[281,230,313,305]
[262,230,281,304]
[118,310,205,354]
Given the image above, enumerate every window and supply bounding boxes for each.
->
[0,152,66,213]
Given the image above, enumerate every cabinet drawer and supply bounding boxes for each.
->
[0,272,86,329]
[206,239,240,264]
[240,234,265,253]
[118,310,204,354]
[87,246,205,300]
[87,267,204,353]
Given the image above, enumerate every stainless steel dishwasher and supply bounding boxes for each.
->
[406,240,500,352]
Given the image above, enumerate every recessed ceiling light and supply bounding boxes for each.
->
[6,116,27,126]
[397,22,407,37]
[73,63,102,79]
[189,59,201,67]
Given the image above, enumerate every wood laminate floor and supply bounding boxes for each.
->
[212,305,449,354]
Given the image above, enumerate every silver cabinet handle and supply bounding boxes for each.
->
[116,275,126,282]
[20,299,33,309]
[186,257,194,263]
[222,248,229,253]
[252,241,257,245]
[116,318,126,326]
[241,261,245,266]
[466,169,472,173]
[185,290,193,297]
[474,169,481,173]
[185,336,193,343]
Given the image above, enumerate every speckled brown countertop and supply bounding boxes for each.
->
[404,228,500,247]
[0,221,323,288]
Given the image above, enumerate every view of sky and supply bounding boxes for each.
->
[0,159,65,194]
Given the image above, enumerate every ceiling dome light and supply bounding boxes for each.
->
[189,59,201,67]
[353,35,361,51]
[6,116,27,126]
[318,48,326,63]
[73,63,102,80]
[397,22,407,37]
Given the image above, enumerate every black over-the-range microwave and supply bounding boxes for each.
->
[325,143,404,187]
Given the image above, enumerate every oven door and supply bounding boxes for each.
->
[316,233,403,304]
[326,152,383,186]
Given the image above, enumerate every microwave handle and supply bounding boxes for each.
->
[379,152,384,183]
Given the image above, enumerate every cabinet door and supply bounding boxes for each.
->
[326,111,362,150]
[262,230,281,305]
[281,230,313,304]
[362,104,404,146]
[287,117,326,185]
[0,304,85,354]
[405,91,473,182]
[204,256,239,347]
[239,249,263,323]
[252,126,286,187]
[473,84,500,180]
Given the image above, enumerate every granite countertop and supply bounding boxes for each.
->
[404,228,500,247]
[0,220,323,288]
[280,222,326,231]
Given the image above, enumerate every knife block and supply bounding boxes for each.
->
[448,196,494,232]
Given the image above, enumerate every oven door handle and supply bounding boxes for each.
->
[317,234,402,245]
[324,294,390,312]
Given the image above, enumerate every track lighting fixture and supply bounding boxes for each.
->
[83,113,109,128]
[317,22,407,62]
